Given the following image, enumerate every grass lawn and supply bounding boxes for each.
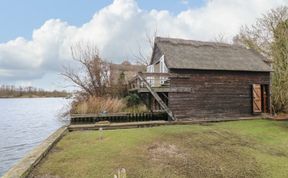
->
[29,119,288,178]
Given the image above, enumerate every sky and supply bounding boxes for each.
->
[0,0,287,90]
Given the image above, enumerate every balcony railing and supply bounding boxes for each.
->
[128,72,171,91]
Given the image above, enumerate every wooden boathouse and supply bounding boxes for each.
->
[129,37,272,121]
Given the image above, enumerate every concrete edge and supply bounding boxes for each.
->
[68,116,265,131]
[2,126,68,178]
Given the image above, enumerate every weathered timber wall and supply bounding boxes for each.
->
[169,69,270,120]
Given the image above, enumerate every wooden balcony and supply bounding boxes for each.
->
[128,72,171,93]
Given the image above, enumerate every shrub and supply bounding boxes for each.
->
[123,104,148,113]
[125,93,141,107]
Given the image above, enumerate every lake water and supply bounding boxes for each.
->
[0,98,70,176]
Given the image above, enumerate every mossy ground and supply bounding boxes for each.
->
[29,120,288,178]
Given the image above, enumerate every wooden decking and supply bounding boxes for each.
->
[128,72,192,93]
[129,87,170,93]
[128,72,171,92]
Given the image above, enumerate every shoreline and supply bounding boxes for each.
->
[2,127,68,178]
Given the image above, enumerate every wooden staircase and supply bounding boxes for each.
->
[137,73,176,121]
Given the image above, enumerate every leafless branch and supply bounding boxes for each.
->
[61,42,111,97]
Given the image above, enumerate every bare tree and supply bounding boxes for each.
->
[236,6,288,113]
[213,33,228,43]
[236,6,288,62]
[0,85,68,98]
[62,42,111,97]
[133,30,158,66]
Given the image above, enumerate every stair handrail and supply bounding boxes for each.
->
[137,72,176,121]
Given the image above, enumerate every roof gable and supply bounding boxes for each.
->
[152,37,272,72]
[150,43,163,65]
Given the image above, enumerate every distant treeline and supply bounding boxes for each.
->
[0,85,69,98]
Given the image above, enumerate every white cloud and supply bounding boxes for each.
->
[0,0,287,87]
[180,0,189,5]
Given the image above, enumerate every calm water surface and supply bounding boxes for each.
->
[0,98,70,176]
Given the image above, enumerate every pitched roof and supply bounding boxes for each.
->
[152,37,272,72]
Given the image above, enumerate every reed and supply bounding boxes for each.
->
[70,96,147,114]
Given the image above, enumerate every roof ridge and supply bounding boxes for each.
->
[155,36,244,49]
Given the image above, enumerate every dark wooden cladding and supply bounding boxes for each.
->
[168,69,270,120]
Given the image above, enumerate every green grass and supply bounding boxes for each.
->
[29,120,288,178]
